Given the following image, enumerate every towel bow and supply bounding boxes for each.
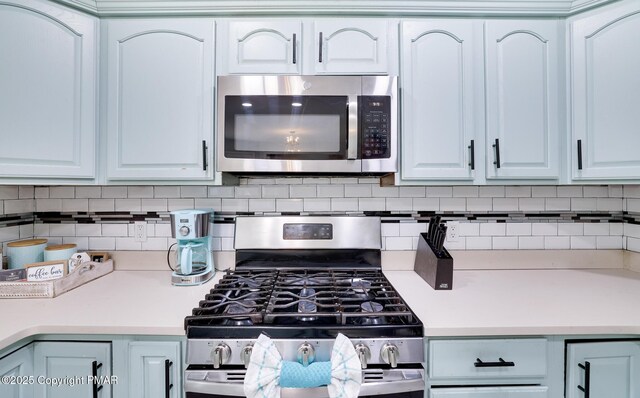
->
[243,333,362,398]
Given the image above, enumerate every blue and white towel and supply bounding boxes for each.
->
[244,333,362,398]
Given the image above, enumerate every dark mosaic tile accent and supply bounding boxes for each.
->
[0,213,35,228]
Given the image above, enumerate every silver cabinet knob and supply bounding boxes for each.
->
[211,343,231,369]
[297,342,315,366]
[354,343,371,369]
[179,226,190,236]
[381,343,399,368]
[241,344,254,369]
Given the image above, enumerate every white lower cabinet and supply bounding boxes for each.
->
[0,344,34,398]
[430,386,548,397]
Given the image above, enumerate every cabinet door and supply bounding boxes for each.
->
[33,342,111,398]
[227,20,302,74]
[566,341,640,398]
[0,345,34,398]
[485,20,561,180]
[0,0,97,179]
[430,386,548,397]
[401,20,482,181]
[129,341,181,398]
[105,19,215,180]
[313,20,389,74]
[571,2,640,179]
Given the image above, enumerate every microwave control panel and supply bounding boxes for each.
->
[359,96,391,159]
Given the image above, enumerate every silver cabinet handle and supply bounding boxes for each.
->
[318,32,323,62]
[292,33,297,64]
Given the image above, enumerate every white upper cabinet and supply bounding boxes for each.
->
[400,20,483,181]
[571,0,640,180]
[222,19,393,75]
[0,0,97,179]
[485,20,562,180]
[105,19,215,181]
[313,19,389,74]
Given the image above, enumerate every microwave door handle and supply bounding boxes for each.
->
[347,95,358,160]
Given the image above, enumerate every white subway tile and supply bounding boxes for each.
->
[624,223,640,239]
[608,185,623,197]
[45,237,63,245]
[62,199,88,212]
[583,223,609,236]
[531,186,557,198]
[127,186,154,198]
[276,199,303,212]
[466,237,492,250]
[180,186,207,198]
[4,199,35,214]
[262,185,289,199]
[557,186,582,198]
[399,187,425,197]
[479,186,505,197]
[276,178,303,185]
[221,238,234,251]
[168,199,194,211]
[571,236,597,249]
[453,186,478,197]
[34,187,49,199]
[331,177,359,184]
[208,186,235,198]
[233,186,260,199]
[50,224,76,237]
[154,186,181,198]
[412,198,439,211]
[480,223,506,236]
[303,199,331,212]
[545,198,571,211]
[518,236,544,249]
[571,198,597,211]
[518,198,545,211]
[116,237,142,250]
[89,199,115,212]
[492,237,518,249]
[386,198,412,211]
[493,198,518,211]
[248,178,275,185]
[194,198,221,209]
[76,224,102,237]
[597,198,623,211]
[381,223,400,237]
[426,187,452,197]
[36,199,62,212]
[115,199,141,212]
[610,223,623,236]
[411,237,419,250]
[506,223,532,236]
[597,236,623,249]
[358,178,379,184]
[545,236,571,249]
[0,201,3,215]
[331,198,359,212]
[628,199,640,213]
[102,224,129,237]
[19,224,33,238]
[75,187,101,199]
[359,198,385,211]
[627,237,640,252]
[444,237,465,250]
[211,238,222,251]
[372,186,399,198]
[466,198,492,212]
[18,186,34,199]
[0,186,19,200]
[138,199,167,212]
[0,226,20,242]
[290,185,316,198]
[583,186,608,198]
[221,199,248,212]
[345,184,371,198]
[49,187,75,199]
[249,199,276,212]
[155,223,172,237]
[385,237,413,250]
[532,223,558,236]
[399,222,427,237]
[303,177,331,185]
[459,222,479,236]
[141,238,168,251]
[33,224,49,237]
[506,186,531,197]
[63,237,88,250]
[624,185,640,199]
[439,198,465,211]
[317,185,344,198]
[558,223,584,236]
[102,186,128,199]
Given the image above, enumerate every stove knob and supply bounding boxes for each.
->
[211,343,231,369]
[241,344,254,369]
[297,343,315,366]
[179,226,190,236]
[381,343,399,368]
[354,344,371,369]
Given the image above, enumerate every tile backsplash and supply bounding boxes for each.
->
[1,180,639,255]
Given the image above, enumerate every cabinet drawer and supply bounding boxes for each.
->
[429,338,547,380]
[430,386,548,397]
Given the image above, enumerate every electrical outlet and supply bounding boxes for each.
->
[134,221,147,242]
[447,221,459,242]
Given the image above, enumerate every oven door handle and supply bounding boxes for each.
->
[184,378,424,397]
[347,95,359,160]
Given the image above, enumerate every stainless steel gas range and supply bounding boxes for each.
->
[183,216,425,398]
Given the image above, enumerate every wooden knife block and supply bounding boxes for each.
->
[414,232,453,290]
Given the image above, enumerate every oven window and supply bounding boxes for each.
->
[224,95,349,160]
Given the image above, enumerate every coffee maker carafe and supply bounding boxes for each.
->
[169,209,214,286]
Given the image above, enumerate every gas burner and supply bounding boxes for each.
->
[297,287,318,321]
[357,301,387,326]
[361,301,383,313]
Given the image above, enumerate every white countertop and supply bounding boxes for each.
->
[1,267,640,351]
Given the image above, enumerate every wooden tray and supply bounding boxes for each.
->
[0,260,114,299]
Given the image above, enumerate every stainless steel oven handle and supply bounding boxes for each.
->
[184,378,424,397]
[347,95,358,160]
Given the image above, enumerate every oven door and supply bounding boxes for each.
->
[217,76,361,173]
[185,367,424,398]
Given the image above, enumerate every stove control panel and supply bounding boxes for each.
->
[283,223,333,240]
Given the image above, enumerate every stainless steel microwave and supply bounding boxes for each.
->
[216,75,397,173]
